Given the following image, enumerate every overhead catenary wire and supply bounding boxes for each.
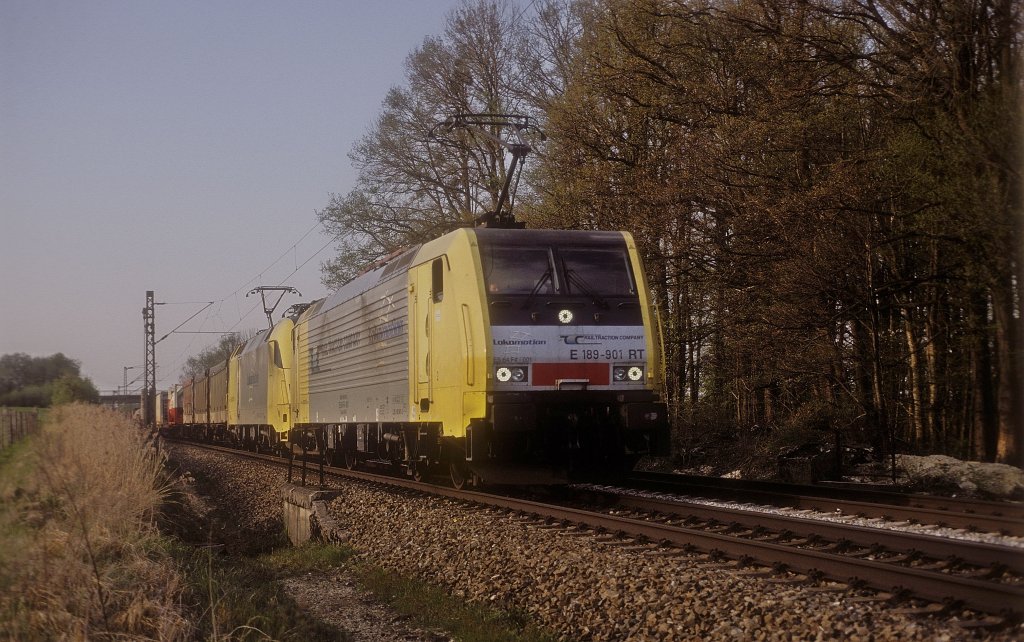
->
[156,302,214,344]
[220,219,323,304]
[148,0,549,379]
[153,216,344,383]
[159,0,542,352]
[217,218,341,329]
[214,221,344,333]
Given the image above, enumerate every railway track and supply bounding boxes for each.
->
[561,484,1024,572]
[169,440,1024,627]
[621,470,1024,536]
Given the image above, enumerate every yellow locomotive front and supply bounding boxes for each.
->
[459,228,670,482]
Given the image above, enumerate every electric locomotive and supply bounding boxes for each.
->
[289,225,670,486]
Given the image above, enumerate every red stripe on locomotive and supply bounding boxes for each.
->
[531,362,610,386]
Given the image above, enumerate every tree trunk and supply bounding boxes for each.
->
[993,278,1022,466]
[972,291,999,462]
[903,307,925,449]
[852,319,878,451]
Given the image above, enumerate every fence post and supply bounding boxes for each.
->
[0,408,39,452]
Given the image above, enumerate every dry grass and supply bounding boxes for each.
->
[0,403,192,640]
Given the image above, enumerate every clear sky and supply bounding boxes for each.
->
[0,0,475,392]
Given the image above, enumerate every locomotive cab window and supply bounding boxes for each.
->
[560,247,636,296]
[431,257,444,303]
[484,246,557,295]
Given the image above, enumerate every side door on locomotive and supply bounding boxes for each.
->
[407,230,489,467]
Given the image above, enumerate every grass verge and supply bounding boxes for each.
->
[229,541,559,642]
[164,445,560,642]
[166,541,351,641]
[0,403,189,639]
[163,524,558,641]
[349,560,560,642]
[0,404,556,641]
[0,404,349,641]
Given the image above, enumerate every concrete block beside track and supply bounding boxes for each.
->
[280,483,348,545]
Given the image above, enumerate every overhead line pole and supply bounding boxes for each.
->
[142,291,156,428]
[122,365,138,397]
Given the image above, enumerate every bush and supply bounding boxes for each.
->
[0,383,52,408]
[0,403,190,639]
[50,374,100,405]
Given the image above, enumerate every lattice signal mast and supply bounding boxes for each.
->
[142,290,156,428]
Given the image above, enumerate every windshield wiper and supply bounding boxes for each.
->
[521,266,553,309]
[565,269,609,309]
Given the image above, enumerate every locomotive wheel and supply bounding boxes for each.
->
[326,449,340,468]
[450,461,470,490]
[343,448,357,470]
[411,461,426,482]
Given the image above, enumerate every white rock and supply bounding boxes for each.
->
[898,454,1024,498]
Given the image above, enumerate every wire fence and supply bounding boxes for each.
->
[1,408,40,451]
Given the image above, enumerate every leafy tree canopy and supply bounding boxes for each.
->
[0,352,98,407]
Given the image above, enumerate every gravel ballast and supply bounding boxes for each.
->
[327,485,1021,641]
[165,444,453,641]
[166,444,1021,641]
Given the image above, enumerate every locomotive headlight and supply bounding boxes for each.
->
[558,309,574,324]
[496,366,528,383]
[613,366,645,382]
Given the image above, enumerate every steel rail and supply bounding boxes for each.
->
[575,487,1024,572]
[423,485,1024,617]
[319,454,1024,615]
[167,441,1024,618]
[625,471,1024,536]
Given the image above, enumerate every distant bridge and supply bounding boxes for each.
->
[99,393,140,416]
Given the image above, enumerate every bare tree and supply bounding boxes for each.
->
[181,331,253,380]
[319,0,538,288]
[537,0,1022,463]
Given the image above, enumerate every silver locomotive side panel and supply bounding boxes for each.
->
[235,330,270,425]
[304,268,411,424]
